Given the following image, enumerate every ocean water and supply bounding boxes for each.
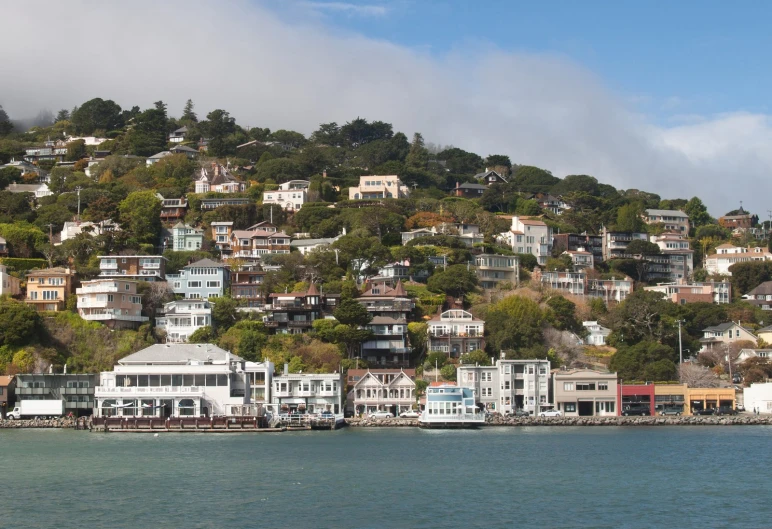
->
[2,426,770,529]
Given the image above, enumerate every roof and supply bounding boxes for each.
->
[457,183,488,190]
[518,218,547,226]
[210,221,234,226]
[27,267,72,277]
[172,126,188,134]
[361,279,409,298]
[746,281,772,296]
[185,258,227,269]
[757,326,772,333]
[703,322,754,333]
[148,151,172,160]
[645,209,689,218]
[0,375,14,386]
[170,145,198,153]
[290,237,336,247]
[306,283,319,296]
[348,368,416,379]
[118,344,241,365]
[6,183,46,193]
[370,315,407,325]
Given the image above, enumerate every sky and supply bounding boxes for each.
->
[1,0,771,217]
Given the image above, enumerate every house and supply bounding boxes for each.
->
[742,281,772,310]
[1,159,46,179]
[536,194,569,215]
[427,309,485,358]
[618,383,655,416]
[643,209,690,234]
[200,197,251,210]
[5,182,52,198]
[358,280,414,366]
[170,222,203,252]
[553,233,604,263]
[166,258,230,299]
[159,196,188,222]
[552,369,618,416]
[743,383,772,414]
[474,168,507,186]
[0,264,20,296]
[231,264,266,310]
[210,221,233,253]
[15,373,97,417]
[23,140,67,163]
[244,360,274,406]
[583,321,611,346]
[263,283,338,335]
[290,236,340,256]
[498,216,552,266]
[421,383,484,426]
[98,255,167,282]
[601,228,649,261]
[539,270,587,296]
[737,348,772,363]
[94,344,256,418]
[228,228,291,259]
[76,279,148,329]
[169,144,198,158]
[271,365,343,415]
[0,375,16,418]
[719,211,755,231]
[58,220,119,245]
[195,163,246,194]
[155,299,213,343]
[452,182,488,198]
[25,267,75,312]
[538,270,633,302]
[650,232,694,278]
[699,322,757,352]
[563,248,594,271]
[263,180,310,212]
[346,369,416,416]
[756,326,772,345]
[348,174,409,200]
[705,245,772,276]
[457,357,552,415]
[474,254,519,289]
[168,126,188,143]
[644,281,732,305]
[146,151,172,165]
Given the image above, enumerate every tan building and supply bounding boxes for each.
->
[654,383,688,414]
[553,369,618,416]
[687,387,736,413]
[25,267,74,312]
[348,174,410,200]
[76,279,148,329]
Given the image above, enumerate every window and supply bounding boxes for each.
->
[564,403,576,412]
[598,382,609,391]
[576,383,596,391]
[207,281,221,288]
[188,281,202,288]
[563,382,574,391]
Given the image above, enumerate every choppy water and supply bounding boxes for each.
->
[2,426,770,528]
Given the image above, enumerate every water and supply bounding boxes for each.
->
[2,426,770,529]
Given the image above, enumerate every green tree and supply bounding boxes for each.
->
[550,174,599,196]
[118,191,162,244]
[211,296,241,331]
[440,363,457,381]
[546,295,581,333]
[65,139,86,162]
[70,97,123,134]
[625,240,661,255]
[484,295,545,352]
[333,324,372,359]
[515,199,541,216]
[0,223,47,257]
[683,197,712,228]
[729,261,772,296]
[484,154,512,169]
[0,300,40,346]
[427,264,478,298]
[425,350,449,369]
[188,326,216,343]
[615,203,646,232]
[609,340,676,381]
[405,132,429,169]
[201,109,236,156]
[55,109,70,122]
[333,298,372,326]
[459,349,491,365]
[181,99,197,123]
[127,105,168,156]
[0,105,13,136]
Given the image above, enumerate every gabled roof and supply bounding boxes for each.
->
[473,169,507,183]
[306,283,319,296]
[148,151,172,160]
[644,209,689,218]
[118,343,241,365]
[170,145,198,154]
[185,258,227,269]
[703,322,754,334]
[746,281,772,296]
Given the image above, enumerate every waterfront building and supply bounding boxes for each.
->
[15,373,96,417]
[166,258,230,299]
[552,369,618,417]
[742,382,772,414]
[346,369,416,416]
[618,383,655,416]
[25,267,75,312]
[426,309,485,358]
[76,279,148,329]
[0,375,16,418]
[654,383,687,415]
[457,357,552,415]
[348,174,409,200]
[94,344,253,418]
[419,383,485,428]
[686,387,735,413]
[98,255,167,282]
[270,365,343,414]
[244,360,274,408]
[155,299,213,343]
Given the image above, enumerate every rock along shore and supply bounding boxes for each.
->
[347,415,772,427]
[0,418,82,429]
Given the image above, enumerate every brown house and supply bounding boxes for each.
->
[25,267,75,312]
[159,196,188,222]
[452,182,488,198]
[231,265,266,309]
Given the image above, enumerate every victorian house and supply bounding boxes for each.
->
[357,280,414,367]
[346,368,417,416]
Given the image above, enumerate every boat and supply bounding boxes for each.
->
[419,384,486,429]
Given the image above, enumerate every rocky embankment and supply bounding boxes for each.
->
[347,415,772,427]
[0,417,84,429]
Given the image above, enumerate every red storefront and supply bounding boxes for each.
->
[618,383,656,416]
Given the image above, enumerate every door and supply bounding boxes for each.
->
[578,401,594,416]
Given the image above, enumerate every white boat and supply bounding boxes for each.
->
[419,384,486,429]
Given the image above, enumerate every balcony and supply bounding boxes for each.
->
[77,285,119,294]
[274,389,293,397]
[77,299,110,308]
[81,313,149,322]
[429,330,482,338]
[296,389,316,397]
[95,386,204,398]
[100,262,118,270]
[287,321,313,328]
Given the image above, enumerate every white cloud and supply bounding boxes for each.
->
[0,1,768,217]
[299,1,388,16]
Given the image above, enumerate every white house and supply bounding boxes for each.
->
[262,188,307,211]
[155,299,214,343]
[743,382,772,414]
[94,344,255,418]
[5,182,52,198]
[168,126,188,143]
[705,245,772,276]
[290,236,340,256]
[498,216,553,266]
[146,151,172,165]
[58,220,119,245]
[427,309,485,358]
[270,365,343,415]
[583,321,611,346]
[195,164,246,194]
[346,369,416,416]
[0,264,21,296]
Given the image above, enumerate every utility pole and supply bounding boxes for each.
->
[75,186,82,221]
[676,319,685,364]
[45,223,54,244]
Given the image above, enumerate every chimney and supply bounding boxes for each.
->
[283,363,289,375]
[322,169,327,178]
[456,181,460,189]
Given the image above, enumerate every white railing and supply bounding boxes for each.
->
[77,299,110,308]
[95,386,204,397]
[81,313,148,322]
[77,285,119,294]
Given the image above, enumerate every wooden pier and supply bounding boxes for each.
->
[92,416,279,433]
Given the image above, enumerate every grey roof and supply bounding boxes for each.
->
[645,209,689,218]
[757,325,772,333]
[369,315,407,325]
[747,281,772,296]
[185,258,228,269]
[148,151,172,160]
[118,344,241,365]
[703,322,754,334]
[458,183,488,190]
[172,126,188,134]
[6,183,45,193]
[170,145,198,153]
[290,237,336,247]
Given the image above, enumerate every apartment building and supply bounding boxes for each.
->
[498,216,553,266]
[457,358,552,415]
[15,373,97,417]
[427,310,485,358]
[271,366,344,414]
[705,245,772,276]
[348,174,410,200]
[76,279,148,329]
[358,281,414,367]
[25,267,75,312]
[553,233,603,263]
[98,255,167,282]
[167,258,230,299]
[553,369,619,417]
[155,299,213,343]
[643,209,690,234]
[538,270,634,303]
[231,264,266,310]
[601,229,649,261]
[264,283,339,334]
[474,254,519,289]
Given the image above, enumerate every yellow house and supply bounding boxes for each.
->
[25,267,75,312]
[687,387,736,413]
[654,383,688,414]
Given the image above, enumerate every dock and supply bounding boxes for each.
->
[92,416,277,433]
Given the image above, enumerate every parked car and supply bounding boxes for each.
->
[622,407,650,416]
[714,406,738,416]
[659,407,682,416]
[694,408,715,415]
[399,410,420,418]
[506,408,531,417]
[319,411,334,419]
[539,409,562,417]
[369,410,394,419]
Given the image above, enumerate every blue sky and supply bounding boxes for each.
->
[283,0,772,122]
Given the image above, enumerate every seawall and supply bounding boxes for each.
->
[347,415,772,427]
[0,418,82,429]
